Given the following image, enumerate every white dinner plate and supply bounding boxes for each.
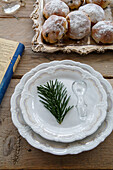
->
[11,60,113,155]
[20,64,107,143]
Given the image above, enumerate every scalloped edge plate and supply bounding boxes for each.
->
[20,64,107,143]
[11,60,113,155]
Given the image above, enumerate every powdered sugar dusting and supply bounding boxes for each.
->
[79,4,105,24]
[43,0,69,18]
[86,0,110,8]
[92,21,113,43]
[44,0,52,4]
[93,21,113,38]
[87,0,104,2]
[62,0,82,8]
[104,7,112,21]
[42,15,68,42]
[67,11,91,39]
[86,0,109,3]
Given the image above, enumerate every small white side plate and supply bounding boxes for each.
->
[20,64,107,143]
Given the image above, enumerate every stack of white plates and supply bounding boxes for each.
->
[11,60,113,155]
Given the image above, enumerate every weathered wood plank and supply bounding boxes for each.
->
[0,79,113,169]
[0,0,35,18]
[14,46,113,78]
[0,18,34,45]
[0,0,113,169]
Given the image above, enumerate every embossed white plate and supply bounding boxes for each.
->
[11,60,113,155]
[20,64,107,143]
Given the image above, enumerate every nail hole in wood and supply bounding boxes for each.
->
[28,149,32,152]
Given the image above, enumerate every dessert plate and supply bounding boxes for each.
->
[11,60,113,155]
[20,64,107,143]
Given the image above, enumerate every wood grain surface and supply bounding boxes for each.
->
[0,0,113,169]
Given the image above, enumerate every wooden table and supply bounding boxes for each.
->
[0,1,113,169]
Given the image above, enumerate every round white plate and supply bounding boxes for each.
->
[20,64,107,143]
[11,60,113,155]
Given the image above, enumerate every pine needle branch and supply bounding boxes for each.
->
[37,79,73,124]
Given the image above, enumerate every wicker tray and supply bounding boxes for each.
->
[31,0,113,54]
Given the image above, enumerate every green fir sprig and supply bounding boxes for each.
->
[37,79,73,124]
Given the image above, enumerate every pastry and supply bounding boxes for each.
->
[92,21,113,44]
[61,0,84,9]
[79,4,105,25]
[42,15,68,43]
[43,0,70,19]
[86,0,110,8]
[66,11,91,39]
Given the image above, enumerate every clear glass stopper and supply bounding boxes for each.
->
[72,81,87,121]
[2,0,13,3]
[2,0,26,14]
